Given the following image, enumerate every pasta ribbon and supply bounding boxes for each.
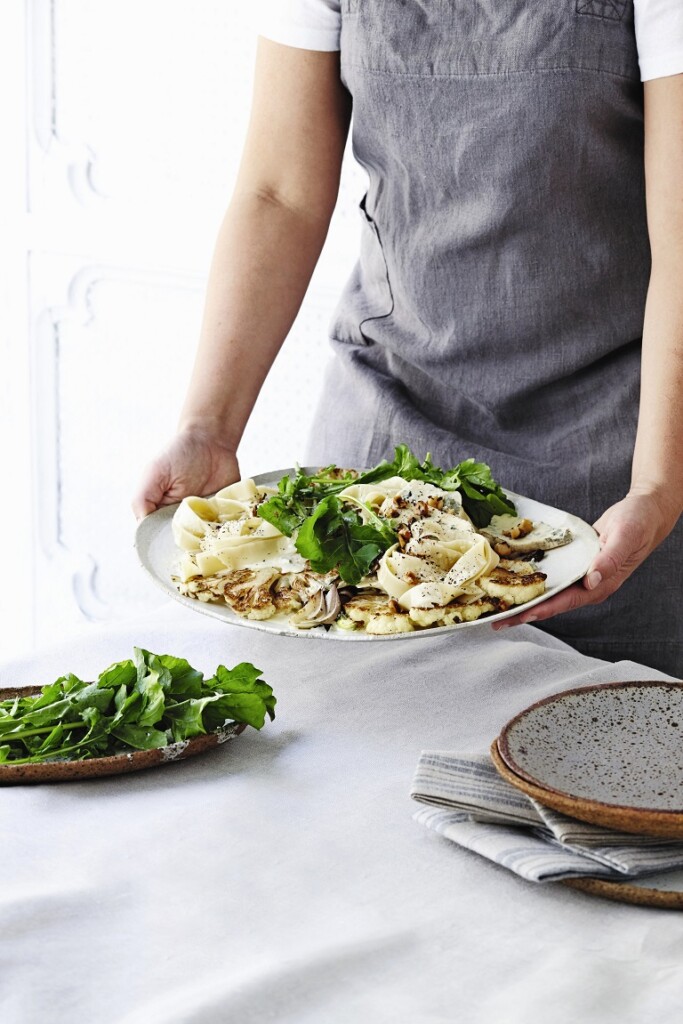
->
[205,520,294,572]
[171,496,221,551]
[338,477,409,510]
[377,546,443,600]
[172,480,298,577]
[378,530,499,611]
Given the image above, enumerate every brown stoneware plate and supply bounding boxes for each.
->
[494,681,683,839]
[0,686,247,785]
[490,740,683,909]
[563,874,683,910]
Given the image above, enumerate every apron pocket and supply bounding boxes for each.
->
[329,195,394,347]
[575,0,627,21]
[340,0,637,78]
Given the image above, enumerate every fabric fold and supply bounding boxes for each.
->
[411,753,683,884]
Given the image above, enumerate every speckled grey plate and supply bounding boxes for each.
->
[135,468,599,641]
[496,681,683,838]
[0,686,247,785]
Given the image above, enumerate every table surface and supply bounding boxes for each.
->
[2,604,682,1024]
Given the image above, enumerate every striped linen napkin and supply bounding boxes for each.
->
[410,753,683,883]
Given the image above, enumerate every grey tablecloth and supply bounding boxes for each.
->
[1,604,682,1024]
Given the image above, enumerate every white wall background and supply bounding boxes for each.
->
[0,1,364,660]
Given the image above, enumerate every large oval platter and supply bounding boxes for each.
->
[134,468,600,642]
[0,686,246,785]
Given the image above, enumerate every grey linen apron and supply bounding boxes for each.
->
[307,0,683,676]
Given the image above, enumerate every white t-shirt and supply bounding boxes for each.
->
[259,0,683,81]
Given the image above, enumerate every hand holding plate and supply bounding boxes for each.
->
[132,429,240,519]
[494,490,679,629]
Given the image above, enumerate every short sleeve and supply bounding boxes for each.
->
[258,0,342,53]
[635,0,683,81]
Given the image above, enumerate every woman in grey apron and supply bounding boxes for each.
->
[305,1,683,674]
[134,3,683,675]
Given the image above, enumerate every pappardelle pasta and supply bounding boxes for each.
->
[170,452,572,635]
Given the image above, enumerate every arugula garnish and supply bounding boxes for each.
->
[0,649,276,764]
[354,445,515,526]
[257,445,516,575]
[413,455,516,528]
[255,470,313,537]
[294,496,394,586]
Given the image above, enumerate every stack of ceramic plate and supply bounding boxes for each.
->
[492,680,683,908]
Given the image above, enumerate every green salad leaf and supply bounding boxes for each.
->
[256,445,516,580]
[0,649,276,764]
[357,445,516,526]
[294,496,394,586]
[427,458,517,528]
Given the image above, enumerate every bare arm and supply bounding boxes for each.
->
[631,74,683,520]
[498,73,683,629]
[133,40,351,516]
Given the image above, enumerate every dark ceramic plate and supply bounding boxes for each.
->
[0,686,247,785]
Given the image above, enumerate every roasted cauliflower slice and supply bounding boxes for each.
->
[217,567,281,619]
[175,566,281,617]
[456,598,501,622]
[479,560,547,606]
[366,614,415,635]
[343,593,414,634]
[408,597,499,628]
[408,606,464,628]
[343,593,394,623]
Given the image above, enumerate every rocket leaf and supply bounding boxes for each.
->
[0,648,276,764]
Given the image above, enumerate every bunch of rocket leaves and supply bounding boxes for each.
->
[0,648,275,764]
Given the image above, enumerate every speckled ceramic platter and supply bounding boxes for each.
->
[0,686,246,785]
[495,682,683,839]
[135,468,599,641]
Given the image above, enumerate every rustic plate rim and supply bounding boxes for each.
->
[492,740,683,905]
[562,875,683,910]
[490,738,683,839]
[497,680,683,816]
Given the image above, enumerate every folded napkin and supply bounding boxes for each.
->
[411,753,683,883]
